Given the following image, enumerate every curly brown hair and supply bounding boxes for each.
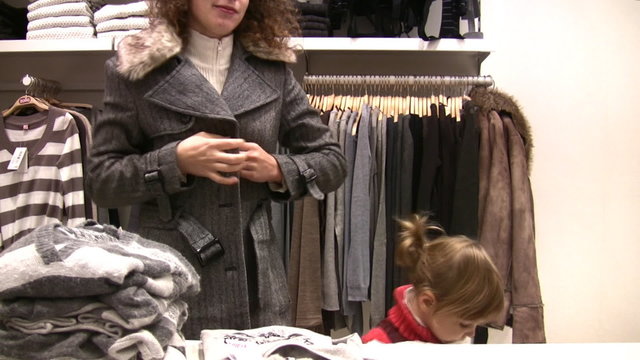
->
[150,0,301,51]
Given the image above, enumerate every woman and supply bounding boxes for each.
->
[87,0,346,339]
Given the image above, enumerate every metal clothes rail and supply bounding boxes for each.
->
[303,74,494,87]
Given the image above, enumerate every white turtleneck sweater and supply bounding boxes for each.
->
[183,29,234,94]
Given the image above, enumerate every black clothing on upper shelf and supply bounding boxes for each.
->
[296,1,333,37]
[0,1,27,39]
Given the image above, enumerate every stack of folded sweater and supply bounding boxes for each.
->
[93,0,150,45]
[26,0,103,40]
[0,221,200,360]
[296,0,332,37]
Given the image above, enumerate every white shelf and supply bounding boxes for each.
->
[0,38,114,52]
[0,37,488,54]
[0,37,491,104]
[290,37,490,53]
[289,37,491,77]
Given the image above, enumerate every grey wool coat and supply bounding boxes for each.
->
[87,21,347,339]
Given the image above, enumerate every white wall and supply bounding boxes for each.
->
[481,0,640,343]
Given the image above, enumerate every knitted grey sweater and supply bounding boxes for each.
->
[0,221,200,360]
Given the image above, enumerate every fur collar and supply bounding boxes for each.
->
[116,20,297,81]
[469,86,534,169]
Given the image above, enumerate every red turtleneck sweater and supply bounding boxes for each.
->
[362,285,442,344]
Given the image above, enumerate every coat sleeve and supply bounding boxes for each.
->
[86,58,190,209]
[271,67,347,201]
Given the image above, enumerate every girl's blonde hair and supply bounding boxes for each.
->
[396,214,504,321]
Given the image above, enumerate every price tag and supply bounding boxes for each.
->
[7,147,28,172]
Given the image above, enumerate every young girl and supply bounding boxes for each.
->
[362,215,504,344]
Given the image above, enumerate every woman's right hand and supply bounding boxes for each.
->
[176,132,248,185]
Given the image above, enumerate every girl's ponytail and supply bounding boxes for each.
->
[395,214,445,277]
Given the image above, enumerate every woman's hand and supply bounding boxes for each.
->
[237,141,283,185]
[176,132,247,185]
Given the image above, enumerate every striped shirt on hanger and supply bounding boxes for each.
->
[0,106,86,250]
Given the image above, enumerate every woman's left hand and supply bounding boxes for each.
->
[237,142,283,184]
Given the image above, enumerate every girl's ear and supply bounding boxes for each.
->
[417,290,437,312]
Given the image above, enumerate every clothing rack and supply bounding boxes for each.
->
[303,75,493,117]
[21,74,61,100]
[303,74,494,87]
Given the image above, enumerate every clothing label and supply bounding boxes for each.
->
[8,147,27,172]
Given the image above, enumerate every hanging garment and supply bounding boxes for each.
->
[288,196,323,330]
[60,106,95,220]
[415,107,440,216]
[0,106,86,250]
[370,110,388,326]
[322,109,341,312]
[449,101,480,238]
[347,104,373,302]
[502,113,545,343]
[435,103,459,231]
[470,86,544,343]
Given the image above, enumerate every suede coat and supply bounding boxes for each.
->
[87,21,347,339]
[470,87,545,343]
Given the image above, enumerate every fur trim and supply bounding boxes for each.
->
[116,21,182,81]
[116,20,298,81]
[239,37,298,64]
[469,86,534,169]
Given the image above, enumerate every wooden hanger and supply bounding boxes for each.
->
[321,93,329,112]
[421,96,428,117]
[352,94,366,136]
[334,94,342,111]
[327,93,336,112]
[405,95,411,115]
[393,95,399,122]
[2,95,50,118]
[315,91,324,110]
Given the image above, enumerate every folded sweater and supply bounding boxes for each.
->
[95,16,149,32]
[27,15,92,31]
[0,221,200,360]
[26,26,95,39]
[93,0,149,24]
[27,2,93,22]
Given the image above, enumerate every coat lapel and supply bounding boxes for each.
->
[222,42,279,116]
[143,56,236,120]
[142,42,278,120]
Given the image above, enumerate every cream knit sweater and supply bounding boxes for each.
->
[182,29,233,95]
